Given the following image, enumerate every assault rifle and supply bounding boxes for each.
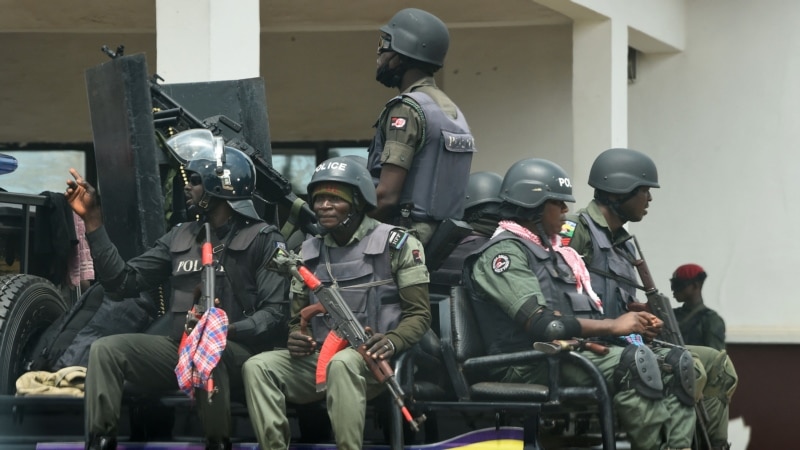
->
[270,248,426,432]
[628,235,712,449]
[180,222,219,401]
[100,44,319,238]
[629,236,684,346]
[534,338,609,356]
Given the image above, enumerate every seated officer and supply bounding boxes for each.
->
[463,158,696,450]
[242,156,431,450]
[563,148,737,449]
[429,170,503,289]
[66,144,288,450]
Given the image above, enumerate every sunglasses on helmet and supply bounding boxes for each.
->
[188,173,203,186]
[378,35,392,53]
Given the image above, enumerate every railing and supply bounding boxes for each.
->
[0,192,49,274]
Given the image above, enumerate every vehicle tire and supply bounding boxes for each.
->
[0,274,68,395]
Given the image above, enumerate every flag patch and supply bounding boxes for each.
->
[560,220,576,246]
[390,117,407,130]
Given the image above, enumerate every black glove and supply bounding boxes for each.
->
[364,327,395,360]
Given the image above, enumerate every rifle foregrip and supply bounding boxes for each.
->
[299,303,326,335]
[357,345,393,383]
[584,342,610,355]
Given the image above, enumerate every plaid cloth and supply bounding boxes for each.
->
[175,307,228,398]
[68,212,94,287]
[622,333,645,346]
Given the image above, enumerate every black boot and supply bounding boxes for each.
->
[204,438,232,450]
[86,435,117,450]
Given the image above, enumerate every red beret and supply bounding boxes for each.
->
[672,263,706,281]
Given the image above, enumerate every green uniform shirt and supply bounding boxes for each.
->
[469,239,547,322]
[674,303,726,350]
[289,216,431,352]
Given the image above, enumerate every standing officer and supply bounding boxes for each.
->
[66,143,288,450]
[562,148,737,450]
[242,156,431,450]
[671,263,727,351]
[367,7,476,244]
[464,158,695,450]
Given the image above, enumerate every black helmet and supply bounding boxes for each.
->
[184,136,260,220]
[464,171,503,211]
[499,158,575,209]
[588,148,660,194]
[380,8,449,67]
[306,156,377,211]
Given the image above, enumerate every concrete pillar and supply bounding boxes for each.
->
[571,18,629,204]
[155,0,259,83]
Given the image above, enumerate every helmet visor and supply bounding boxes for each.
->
[165,129,215,164]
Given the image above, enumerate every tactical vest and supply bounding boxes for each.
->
[301,223,402,344]
[168,220,270,342]
[367,91,476,222]
[464,232,602,355]
[580,212,639,319]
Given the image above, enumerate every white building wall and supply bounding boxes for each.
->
[629,0,800,342]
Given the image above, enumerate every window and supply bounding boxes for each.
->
[0,150,87,194]
[270,141,369,195]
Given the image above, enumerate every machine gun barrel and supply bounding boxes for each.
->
[628,235,713,448]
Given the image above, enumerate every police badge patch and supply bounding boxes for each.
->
[389,117,408,130]
[388,229,409,250]
[491,254,510,274]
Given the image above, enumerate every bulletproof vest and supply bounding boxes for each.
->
[464,232,602,356]
[301,223,401,344]
[168,220,267,341]
[367,91,476,222]
[580,212,638,319]
[429,233,489,288]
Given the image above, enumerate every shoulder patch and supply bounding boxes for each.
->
[388,229,410,250]
[560,220,576,246]
[491,254,511,274]
[389,116,408,130]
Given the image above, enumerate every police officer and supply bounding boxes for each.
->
[562,148,737,450]
[242,156,431,450]
[429,171,504,289]
[66,143,288,450]
[367,8,476,244]
[463,158,695,450]
[671,263,727,351]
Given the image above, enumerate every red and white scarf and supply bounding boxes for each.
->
[494,220,604,313]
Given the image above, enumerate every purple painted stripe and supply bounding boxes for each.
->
[36,427,524,450]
